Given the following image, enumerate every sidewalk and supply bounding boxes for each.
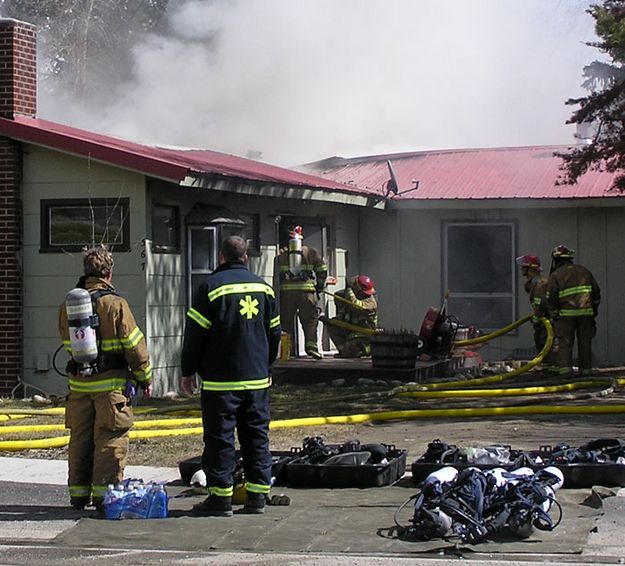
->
[1,456,625,563]
[0,456,180,486]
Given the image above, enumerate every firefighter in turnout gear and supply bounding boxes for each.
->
[323,275,378,358]
[278,225,328,359]
[546,245,601,377]
[516,254,556,372]
[181,236,281,517]
[58,246,151,511]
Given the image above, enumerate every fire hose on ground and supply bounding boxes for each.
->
[1,316,624,451]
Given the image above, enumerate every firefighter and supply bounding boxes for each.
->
[322,275,378,358]
[277,225,328,359]
[58,246,152,511]
[181,236,280,517]
[516,254,556,372]
[546,245,601,377]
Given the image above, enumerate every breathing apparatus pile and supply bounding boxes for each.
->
[395,465,563,543]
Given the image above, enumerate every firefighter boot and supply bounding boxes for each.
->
[306,348,323,360]
[192,495,233,517]
[242,492,266,514]
[70,497,90,511]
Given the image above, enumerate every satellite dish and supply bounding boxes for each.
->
[385,160,399,197]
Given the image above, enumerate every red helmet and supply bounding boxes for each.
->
[515,254,542,271]
[355,275,376,296]
[288,225,303,239]
[552,244,574,259]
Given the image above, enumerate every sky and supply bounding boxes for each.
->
[38,0,599,167]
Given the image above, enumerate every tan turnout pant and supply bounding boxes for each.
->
[279,291,320,354]
[65,389,134,505]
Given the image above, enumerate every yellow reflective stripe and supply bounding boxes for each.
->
[558,285,593,298]
[279,266,291,272]
[245,481,270,494]
[560,308,594,316]
[315,264,328,272]
[187,308,212,329]
[269,315,280,328]
[209,486,233,497]
[68,378,126,393]
[121,327,144,349]
[100,338,123,352]
[133,364,152,382]
[531,298,542,307]
[69,485,91,497]
[201,377,270,391]
[91,484,108,497]
[281,282,316,291]
[63,340,72,352]
[208,282,275,301]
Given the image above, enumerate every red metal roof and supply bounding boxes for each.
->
[301,146,625,200]
[0,116,368,196]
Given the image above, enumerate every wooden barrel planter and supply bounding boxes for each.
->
[371,331,424,370]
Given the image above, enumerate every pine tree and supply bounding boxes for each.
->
[557,0,625,191]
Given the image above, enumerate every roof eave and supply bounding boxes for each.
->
[0,117,189,183]
[180,173,386,209]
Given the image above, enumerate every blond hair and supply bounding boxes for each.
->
[82,245,114,278]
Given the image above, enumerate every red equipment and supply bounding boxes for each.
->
[418,291,459,358]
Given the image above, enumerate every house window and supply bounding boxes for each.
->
[40,198,130,252]
[152,203,180,252]
[188,225,218,301]
[443,221,516,331]
[220,213,261,256]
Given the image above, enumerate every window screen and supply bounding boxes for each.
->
[443,221,515,331]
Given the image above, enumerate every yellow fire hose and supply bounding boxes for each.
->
[453,314,533,347]
[322,290,370,311]
[0,315,621,451]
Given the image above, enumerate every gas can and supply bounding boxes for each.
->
[279,332,291,361]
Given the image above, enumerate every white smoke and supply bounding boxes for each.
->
[39,0,598,166]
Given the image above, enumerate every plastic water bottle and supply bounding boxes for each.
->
[147,484,168,519]
[103,484,124,520]
[120,482,151,519]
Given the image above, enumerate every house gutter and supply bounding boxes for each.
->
[180,173,386,209]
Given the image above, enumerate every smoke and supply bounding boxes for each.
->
[39,0,598,166]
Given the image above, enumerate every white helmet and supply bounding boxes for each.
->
[190,469,206,487]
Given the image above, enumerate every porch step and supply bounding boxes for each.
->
[272,357,460,385]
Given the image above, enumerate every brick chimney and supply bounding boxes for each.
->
[0,19,36,395]
[0,19,37,118]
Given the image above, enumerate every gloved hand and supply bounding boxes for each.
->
[181,375,198,397]
[142,383,152,399]
[266,494,291,506]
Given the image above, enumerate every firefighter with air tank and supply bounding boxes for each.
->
[277,225,328,359]
[58,245,152,512]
